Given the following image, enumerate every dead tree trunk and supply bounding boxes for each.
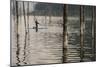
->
[62,4,68,63]
[80,5,84,62]
[23,1,27,64]
[15,1,20,65]
[92,6,96,61]
[27,2,29,48]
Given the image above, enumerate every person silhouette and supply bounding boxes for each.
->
[34,20,39,32]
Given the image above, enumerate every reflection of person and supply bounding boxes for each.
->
[35,20,39,32]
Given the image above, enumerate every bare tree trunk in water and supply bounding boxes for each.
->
[15,1,20,65]
[80,6,84,62]
[22,1,27,64]
[62,4,68,63]
[27,1,30,58]
[92,6,96,61]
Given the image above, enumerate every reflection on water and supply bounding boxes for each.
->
[11,16,95,66]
